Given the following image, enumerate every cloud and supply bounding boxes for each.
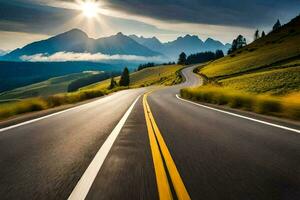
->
[100,0,300,27]
[21,52,165,62]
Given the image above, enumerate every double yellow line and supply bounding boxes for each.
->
[143,92,191,200]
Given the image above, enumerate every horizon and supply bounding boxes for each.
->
[0,0,299,51]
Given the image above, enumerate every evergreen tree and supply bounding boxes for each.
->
[177,52,187,65]
[254,29,260,40]
[119,67,130,86]
[108,77,117,89]
[215,50,224,59]
[273,19,281,31]
[261,31,266,37]
[228,35,247,54]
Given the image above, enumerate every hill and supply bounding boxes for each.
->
[200,15,300,80]
[182,15,300,120]
[0,61,119,92]
[1,29,161,61]
[81,64,183,91]
[0,72,103,100]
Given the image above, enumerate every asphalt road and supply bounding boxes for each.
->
[0,66,299,200]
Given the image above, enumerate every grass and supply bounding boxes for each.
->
[0,65,183,120]
[200,16,300,78]
[181,86,300,120]
[181,16,300,121]
[0,71,101,100]
[81,65,183,91]
[220,66,300,95]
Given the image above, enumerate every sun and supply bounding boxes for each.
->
[80,1,100,18]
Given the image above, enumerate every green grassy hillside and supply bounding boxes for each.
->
[81,65,183,91]
[184,15,300,120]
[220,66,300,95]
[0,71,101,100]
[200,15,300,79]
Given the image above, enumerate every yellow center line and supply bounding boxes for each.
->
[143,91,191,200]
[143,94,173,200]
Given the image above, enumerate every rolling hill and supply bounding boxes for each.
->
[182,15,300,120]
[200,15,300,80]
[0,72,103,100]
[81,64,183,91]
[198,15,300,95]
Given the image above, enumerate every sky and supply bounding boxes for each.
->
[0,0,299,50]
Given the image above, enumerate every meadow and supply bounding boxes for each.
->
[220,66,300,95]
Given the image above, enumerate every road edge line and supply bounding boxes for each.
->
[0,94,116,133]
[176,94,300,134]
[68,95,141,200]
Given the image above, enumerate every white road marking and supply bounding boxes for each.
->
[176,94,300,134]
[0,92,122,133]
[0,104,87,133]
[68,95,141,200]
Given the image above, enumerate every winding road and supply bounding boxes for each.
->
[0,66,299,200]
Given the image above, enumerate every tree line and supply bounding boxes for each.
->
[177,50,224,65]
[137,61,176,71]
[228,19,282,54]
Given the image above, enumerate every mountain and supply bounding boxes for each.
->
[130,34,231,59]
[95,32,160,56]
[0,50,9,56]
[1,29,230,62]
[129,35,164,50]
[1,29,161,61]
[204,38,231,53]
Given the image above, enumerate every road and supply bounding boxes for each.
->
[0,66,300,199]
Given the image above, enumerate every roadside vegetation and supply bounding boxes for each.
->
[181,15,300,120]
[181,86,300,120]
[0,64,183,120]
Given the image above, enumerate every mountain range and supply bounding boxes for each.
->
[1,29,231,62]
[129,34,231,58]
[0,49,9,56]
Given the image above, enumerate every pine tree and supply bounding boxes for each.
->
[108,77,117,89]
[254,29,260,40]
[261,31,266,37]
[215,50,224,59]
[228,35,246,54]
[119,67,130,86]
[177,52,187,65]
[273,19,281,31]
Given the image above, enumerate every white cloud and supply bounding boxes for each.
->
[21,52,165,62]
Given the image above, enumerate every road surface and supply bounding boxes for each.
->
[0,66,299,200]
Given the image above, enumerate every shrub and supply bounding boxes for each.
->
[180,86,300,120]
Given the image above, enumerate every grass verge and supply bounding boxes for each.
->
[180,86,300,120]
